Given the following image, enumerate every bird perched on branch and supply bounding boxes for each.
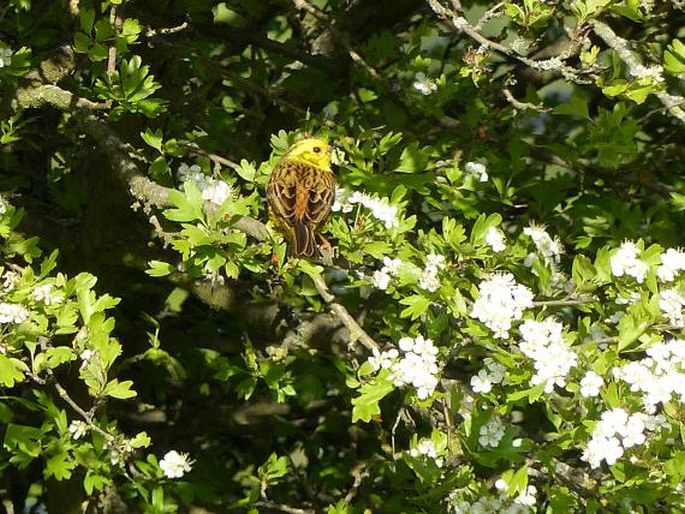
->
[266,138,336,258]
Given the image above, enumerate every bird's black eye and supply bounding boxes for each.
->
[313,146,321,153]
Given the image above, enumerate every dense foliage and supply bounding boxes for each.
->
[2,0,685,512]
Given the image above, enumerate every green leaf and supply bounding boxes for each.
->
[554,92,589,118]
[0,355,27,387]
[141,129,163,152]
[572,255,596,290]
[3,423,43,461]
[258,453,289,482]
[617,312,651,352]
[103,379,137,399]
[395,142,429,173]
[664,39,685,75]
[146,260,175,277]
[351,374,395,423]
[400,295,431,320]
[45,450,75,480]
[236,159,256,182]
[130,431,151,448]
[84,471,111,495]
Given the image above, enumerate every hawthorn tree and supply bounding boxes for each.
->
[2,0,685,512]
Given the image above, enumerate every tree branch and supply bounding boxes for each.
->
[591,20,685,126]
[310,273,379,352]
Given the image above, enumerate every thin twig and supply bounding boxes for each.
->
[533,298,593,307]
[310,274,379,352]
[503,88,550,113]
[292,0,383,82]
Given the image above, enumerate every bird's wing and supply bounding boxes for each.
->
[302,168,335,227]
[267,160,300,225]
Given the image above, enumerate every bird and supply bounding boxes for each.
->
[266,138,336,258]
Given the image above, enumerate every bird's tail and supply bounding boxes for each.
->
[292,222,318,257]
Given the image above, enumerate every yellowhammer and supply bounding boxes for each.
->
[267,138,336,258]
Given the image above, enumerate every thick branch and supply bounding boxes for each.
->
[310,274,379,352]
[591,20,685,126]
[425,0,593,84]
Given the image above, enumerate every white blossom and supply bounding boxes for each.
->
[368,335,440,400]
[514,485,537,507]
[412,72,438,95]
[68,420,89,440]
[0,48,12,68]
[372,269,391,290]
[657,248,685,282]
[0,303,28,324]
[579,371,604,398]
[582,408,661,468]
[464,161,488,182]
[409,438,443,466]
[372,257,404,291]
[178,163,233,205]
[471,369,493,393]
[333,189,401,229]
[523,223,562,264]
[367,347,399,371]
[32,284,62,305]
[201,179,233,205]
[479,417,505,448]
[471,273,534,339]
[1,270,20,292]
[485,226,506,252]
[613,338,685,412]
[471,358,506,394]
[0,195,9,215]
[518,318,577,393]
[611,241,649,283]
[660,289,685,327]
[159,450,193,478]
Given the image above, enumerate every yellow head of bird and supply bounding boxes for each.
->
[285,138,331,171]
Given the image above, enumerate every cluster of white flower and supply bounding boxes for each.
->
[582,408,665,468]
[0,302,29,324]
[471,273,534,339]
[412,72,438,95]
[611,241,648,283]
[495,479,537,509]
[658,248,685,282]
[1,270,20,292]
[0,47,12,68]
[630,63,665,83]
[523,224,562,266]
[660,289,685,327]
[0,195,9,215]
[448,495,535,514]
[518,318,577,393]
[177,163,233,205]
[32,284,62,306]
[485,226,506,253]
[372,257,403,290]
[68,420,89,440]
[409,438,443,467]
[612,339,685,413]
[79,349,98,370]
[332,189,400,229]
[464,160,488,182]
[470,357,506,394]
[419,253,446,293]
[367,335,439,399]
[579,370,604,398]
[479,417,505,448]
[159,449,193,478]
